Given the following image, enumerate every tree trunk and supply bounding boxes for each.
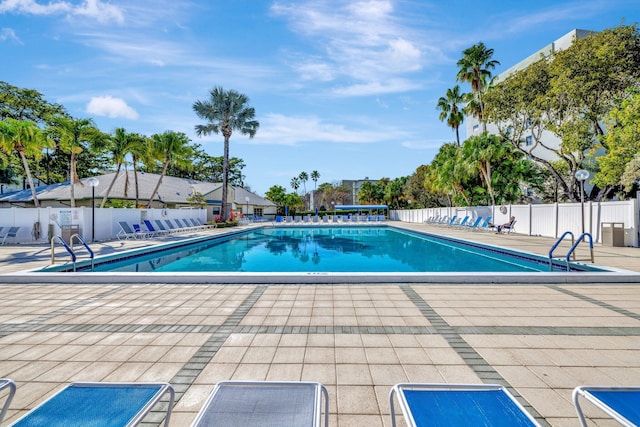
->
[100,164,121,208]
[147,159,169,208]
[20,151,40,208]
[70,152,76,208]
[221,135,230,221]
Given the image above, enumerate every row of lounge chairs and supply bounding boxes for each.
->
[425,215,493,231]
[0,379,640,427]
[117,218,215,240]
[278,214,386,224]
[2,378,638,426]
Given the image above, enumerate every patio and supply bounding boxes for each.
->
[0,222,639,426]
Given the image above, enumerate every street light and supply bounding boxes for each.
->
[245,196,250,218]
[575,169,589,234]
[331,201,335,217]
[86,177,100,242]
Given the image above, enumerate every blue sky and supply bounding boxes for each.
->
[1,0,639,196]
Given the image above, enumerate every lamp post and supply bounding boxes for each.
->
[245,196,250,218]
[331,201,335,217]
[575,169,589,234]
[86,177,100,242]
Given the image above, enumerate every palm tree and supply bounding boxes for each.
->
[290,177,300,194]
[299,171,309,209]
[0,118,52,207]
[48,116,102,207]
[193,87,259,221]
[147,131,192,208]
[456,42,500,132]
[127,133,151,207]
[100,127,130,208]
[436,85,466,146]
[310,170,320,210]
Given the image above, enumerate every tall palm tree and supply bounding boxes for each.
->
[290,177,300,195]
[193,87,259,221]
[147,131,192,208]
[48,116,102,207]
[100,127,130,208]
[310,170,320,210]
[127,133,151,207]
[436,85,466,146]
[456,42,500,132]
[298,171,308,194]
[0,118,52,207]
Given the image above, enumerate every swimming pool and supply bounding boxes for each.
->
[42,225,603,275]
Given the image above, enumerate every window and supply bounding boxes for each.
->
[525,135,533,146]
[254,208,263,217]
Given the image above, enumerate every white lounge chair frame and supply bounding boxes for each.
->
[389,383,541,427]
[191,380,328,427]
[573,385,640,427]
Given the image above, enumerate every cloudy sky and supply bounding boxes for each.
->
[1,0,639,195]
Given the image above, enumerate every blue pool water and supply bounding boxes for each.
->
[74,226,592,273]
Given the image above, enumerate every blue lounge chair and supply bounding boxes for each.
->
[117,222,147,240]
[452,216,470,227]
[191,381,329,427]
[573,386,640,427]
[389,383,541,427]
[9,381,174,427]
[0,379,16,424]
[463,216,483,230]
[1,227,20,245]
[143,220,169,236]
[154,220,174,234]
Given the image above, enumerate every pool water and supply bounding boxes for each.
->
[86,227,567,273]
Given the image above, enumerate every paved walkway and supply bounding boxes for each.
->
[0,222,639,426]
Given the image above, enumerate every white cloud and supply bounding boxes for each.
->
[0,27,21,43]
[0,0,124,24]
[251,113,407,146]
[271,0,433,95]
[86,96,139,120]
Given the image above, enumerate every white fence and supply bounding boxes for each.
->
[390,199,640,247]
[0,207,208,244]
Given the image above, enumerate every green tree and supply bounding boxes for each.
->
[265,185,287,207]
[404,165,441,208]
[436,85,466,146]
[193,87,259,221]
[0,81,65,124]
[147,131,193,208]
[298,171,308,194]
[595,88,640,191]
[47,116,104,207]
[290,176,300,194]
[426,143,472,206]
[456,42,500,132]
[484,24,640,202]
[0,118,52,207]
[100,127,133,208]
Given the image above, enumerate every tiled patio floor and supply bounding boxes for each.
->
[0,223,639,426]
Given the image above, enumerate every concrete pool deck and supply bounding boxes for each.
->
[0,222,639,426]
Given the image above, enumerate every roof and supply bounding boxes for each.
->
[335,205,388,210]
[0,172,275,207]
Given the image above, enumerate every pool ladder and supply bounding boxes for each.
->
[50,234,95,272]
[548,231,594,272]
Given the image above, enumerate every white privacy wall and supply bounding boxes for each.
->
[391,199,639,247]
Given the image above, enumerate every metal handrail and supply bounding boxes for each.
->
[548,231,575,271]
[565,233,595,272]
[70,233,95,271]
[51,235,77,271]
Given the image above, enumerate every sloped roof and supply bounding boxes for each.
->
[0,172,275,207]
